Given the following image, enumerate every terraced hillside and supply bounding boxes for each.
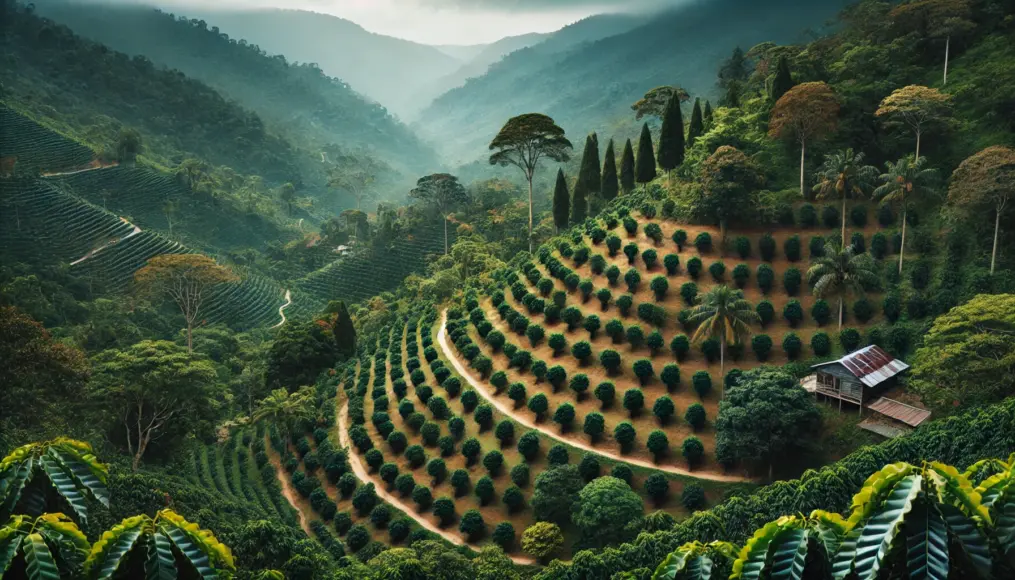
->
[0,105,94,173]
[439,197,909,477]
[48,165,291,253]
[0,178,285,329]
[291,220,450,313]
[336,306,748,559]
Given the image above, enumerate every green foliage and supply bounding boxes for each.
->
[574,476,645,548]
[692,369,713,399]
[682,437,705,467]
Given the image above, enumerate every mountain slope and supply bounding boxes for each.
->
[416,0,848,164]
[179,7,462,121]
[32,1,439,177]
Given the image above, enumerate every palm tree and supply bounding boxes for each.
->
[873,156,936,274]
[252,387,316,442]
[812,148,878,243]
[807,243,878,332]
[688,285,758,398]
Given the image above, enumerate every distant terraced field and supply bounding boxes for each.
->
[0,178,284,329]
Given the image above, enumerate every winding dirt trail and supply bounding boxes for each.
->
[437,310,752,484]
[336,393,535,565]
[265,442,312,536]
[272,289,292,329]
[70,222,142,265]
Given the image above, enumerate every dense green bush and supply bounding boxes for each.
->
[751,334,773,361]
[553,403,576,430]
[623,216,639,235]
[681,482,706,511]
[595,382,616,408]
[709,261,726,282]
[642,249,659,269]
[884,292,902,322]
[783,299,804,327]
[632,359,655,385]
[734,236,751,259]
[850,205,867,227]
[812,299,832,326]
[783,267,802,296]
[732,264,750,288]
[811,332,832,356]
[670,334,691,360]
[647,430,670,460]
[659,363,681,390]
[650,276,669,300]
[799,204,818,227]
[839,328,861,352]
[756,264,775,293]
[699,337,719,363]
[782,333,803,360]
[759,233,776,261]
[624,242,640,264]
[684,403,706,431]
[822,205,840,229]
[664,253,680,275]
[853,298,874,323]
[614,421,637,452]
[692,371,712,398]
[616,294,634,315]
[686,257,703,279]
[682,437,705,466]
[624,269,642,292]
[571,340,593,363]
[672,229,688,250]
[878,203,895,226]
[606,234,622,256]
[547,444,570,466]
[680,282,698,305]
[528,393,549,418]
[784,234,801,262]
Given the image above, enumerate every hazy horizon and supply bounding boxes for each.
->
[49,0,689,45]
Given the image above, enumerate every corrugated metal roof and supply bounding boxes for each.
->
[812,345,910,387]
[867,397,932,427]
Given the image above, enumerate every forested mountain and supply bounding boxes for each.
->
[416,0,849,163]
[173,7,463,121]
[32,0,440,177]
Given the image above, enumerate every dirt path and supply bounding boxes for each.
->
[336,393,535,565]
[438,310,752,484]
[272,289,292,329]
[70,222,142,265]
[265,442,312,536]
[41,160,118,178]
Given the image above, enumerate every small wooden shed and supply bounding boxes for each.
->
[809,346,910,414]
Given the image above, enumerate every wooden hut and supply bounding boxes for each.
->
[808,345,910,414]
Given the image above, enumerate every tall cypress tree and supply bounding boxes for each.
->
[571,134,597,225]
[552,168,570,232]
[771,55,794,102]
[331,300,357,358]
[703,101,714,129]
[635,123,657,185]
[688,98,704,147]
[601,138,619,201]
[571,178,588,226]
[620,139,635,194]
[656,96,685,175]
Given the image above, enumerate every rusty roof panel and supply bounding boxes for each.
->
[812,345,909,387]
[868,397,931,427]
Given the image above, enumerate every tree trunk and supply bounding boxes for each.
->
[444,217,449,255]
[799,138,806,198]
[841,196,847,246]
[527,177,534,253]
[991,204,1001,275]
[915,130,921,162]
[899,208,907,274]
[719,340,726,400]
[186,322,193,353]
[838,296,844,332]
[720,219,728,257]
[768,461,774,481]
[943,35,950,85]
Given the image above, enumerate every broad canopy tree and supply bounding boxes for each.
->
[489,114,573,252]
[134,254,238,352]
[876,85,952,161]
[631,85,690,120]
[910,294,1015,412]
[89,340,220,470]
[769,81,840,198]
[409,173,470,254]
[714,367,821,478]
[698,145,763,249]
[947,145,1015,274]
[889,0,974,85]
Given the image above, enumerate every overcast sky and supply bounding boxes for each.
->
[114,0,684,45]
